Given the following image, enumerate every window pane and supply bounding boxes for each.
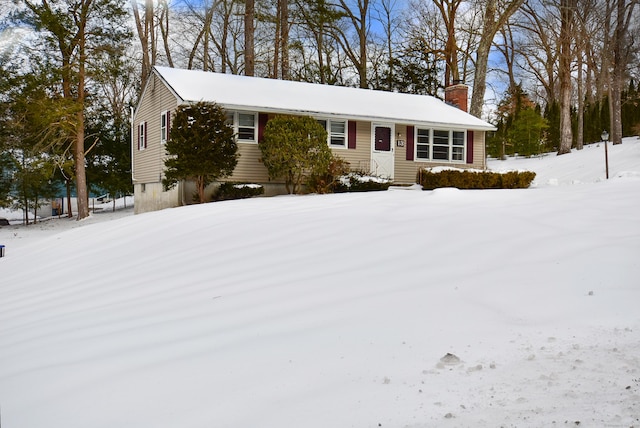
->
[452,146,464,161]
[238,127,255,140]
[416,145,429,159]
[453,131,464,146]
[417,128,429,143]
[330,121,345,134]
[433,145,448,160]
[239,113,255,127]
[433,130,449,145]
[330,136,346,146]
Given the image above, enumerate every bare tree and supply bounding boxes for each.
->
[609,0,638,144]
[159,0,174,67]
[433,0,463,87]
[557,0,576,155]
[131,0,157,83]
[245,0,255,75]
[469,0,524,118]
[332,0,372,88]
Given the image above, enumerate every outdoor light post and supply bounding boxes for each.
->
[602,130,609,179]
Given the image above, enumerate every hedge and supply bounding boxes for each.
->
[417,168,536,190]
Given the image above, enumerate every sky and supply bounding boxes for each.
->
[1,138,639,427]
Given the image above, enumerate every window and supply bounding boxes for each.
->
[226,111,257,142]
[416,128,430,159]
[452,131,465,161]
[414,128,466,163]
[138,121,147,150]
[160,111,170,144]
[317,119,347,148]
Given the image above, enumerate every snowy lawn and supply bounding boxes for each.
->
[1,139,639,427]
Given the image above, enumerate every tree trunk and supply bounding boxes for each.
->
[557,0,576,155]
[160,0,174,67]
[244,0,255,76]
[434,0,461,88]
[576,52,584,149]
[280,0,290,79]
[66,178,73,218]
[609,0,637,144]
[469,0,524,118]
[76,9,90,220]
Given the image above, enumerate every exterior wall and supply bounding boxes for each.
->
[222,117,373,185]
[225,142,271,183]
[331,120,371,172]
[393,126,487,185]
[134,182,181,214]
[133,73,179,214]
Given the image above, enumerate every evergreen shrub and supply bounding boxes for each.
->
[333,171,392,192]
[212,182,264,201]
[417,169,535,190]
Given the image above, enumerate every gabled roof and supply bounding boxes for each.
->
[152,66,496,131]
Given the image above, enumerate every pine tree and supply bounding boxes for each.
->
[163,102,239,203]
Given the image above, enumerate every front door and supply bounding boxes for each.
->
[371,124,394,179]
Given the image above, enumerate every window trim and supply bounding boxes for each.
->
[138,121,147,150]
[227,111,258,143]
[160,110,169,144]
[316,118,348,149]
[413,128,467,163]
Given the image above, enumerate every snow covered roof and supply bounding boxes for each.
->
[153,66,496,131]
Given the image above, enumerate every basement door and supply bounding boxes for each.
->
[371,123,395,179]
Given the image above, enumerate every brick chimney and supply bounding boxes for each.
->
[445,80,468,112]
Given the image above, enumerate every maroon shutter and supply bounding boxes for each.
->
[258,113,269,142]
[466,130,474,164]
[166,111,170,141]
[406,125,415,161]
[348,121,356,149]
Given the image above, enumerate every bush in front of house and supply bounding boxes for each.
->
[333,171,392,192]
[163,102,238,203]
[259,115,332,194]
[417,168,536,190]
[307,156,352,194]
[212,182,264,201]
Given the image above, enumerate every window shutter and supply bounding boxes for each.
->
[137,123,140,150]
[258,113,269,142]
[166,111,170,141]
[144,121,147,149]
[466,130,474,164]
[406,125,415,161]
[348,121,357,149]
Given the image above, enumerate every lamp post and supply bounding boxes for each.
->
[601,130,609,179]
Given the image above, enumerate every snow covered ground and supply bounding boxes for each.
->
[1,139,639,428]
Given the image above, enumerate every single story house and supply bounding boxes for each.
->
[132,66,495,214]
